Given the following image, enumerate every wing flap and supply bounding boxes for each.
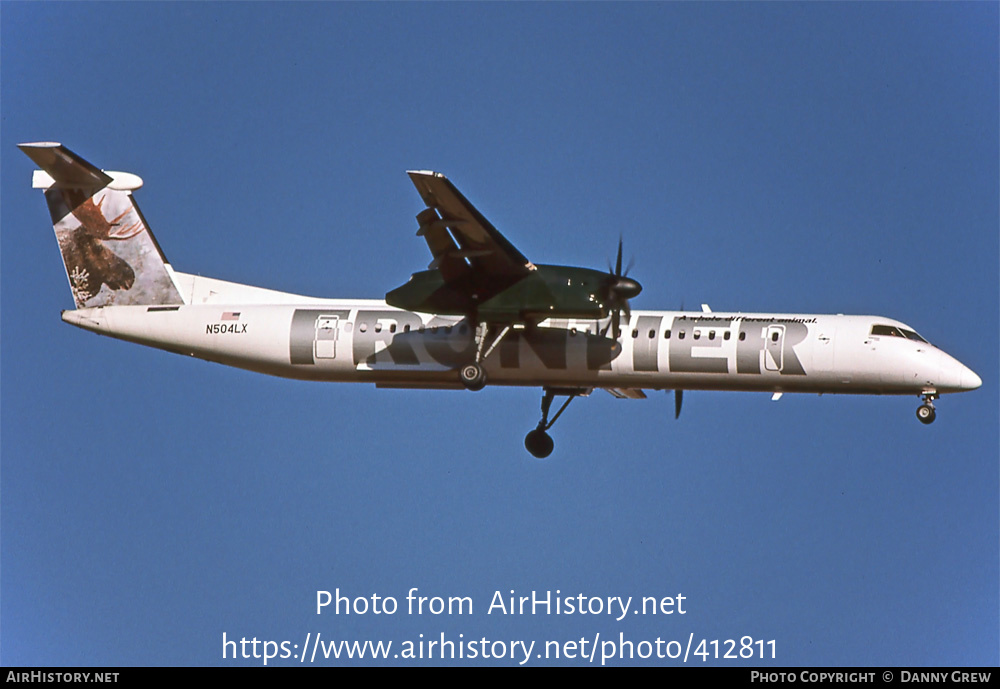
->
[602,388,648,400]
[414,207,470,282]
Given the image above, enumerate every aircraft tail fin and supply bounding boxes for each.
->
[19,142,184,309]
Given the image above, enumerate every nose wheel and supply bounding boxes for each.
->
[916,392,937,425]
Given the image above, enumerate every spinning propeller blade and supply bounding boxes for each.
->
[603,237,642,339]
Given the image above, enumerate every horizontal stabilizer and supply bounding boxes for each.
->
[19,142,113,189]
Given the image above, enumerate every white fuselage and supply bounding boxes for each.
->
[61,273,979,397]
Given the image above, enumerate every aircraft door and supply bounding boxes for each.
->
[314,315,340,359]
[764,325,785,372]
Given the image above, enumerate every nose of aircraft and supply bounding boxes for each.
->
[938,351,982,392]
[960,364,982,391]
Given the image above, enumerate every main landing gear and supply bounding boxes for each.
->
[916,392,937,425]
[459,322,511,391]
[524,388,581,459]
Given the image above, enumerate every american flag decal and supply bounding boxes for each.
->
[221,312,241,321]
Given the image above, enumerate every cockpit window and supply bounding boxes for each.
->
[899,328,928,343]
[871,324,903,338]
[870,324,929,344]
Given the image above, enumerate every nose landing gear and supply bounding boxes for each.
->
[916,392,937,425]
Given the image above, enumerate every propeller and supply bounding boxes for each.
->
[602,237,642,339]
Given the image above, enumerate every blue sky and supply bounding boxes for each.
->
[2,2,997,666]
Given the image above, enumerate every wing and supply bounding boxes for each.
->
[407,171,535,284]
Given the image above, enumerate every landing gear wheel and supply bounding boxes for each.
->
[916,404,936,425]
[524,429,554,458]
[459,363,486,391]
[523,388,579,458]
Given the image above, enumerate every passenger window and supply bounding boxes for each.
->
[404,324,410,332]
[708,330,715,340]
[632,329,638,338]
[739,332,745,341]
[771,332,779,342]
[648,329,655,338]
[724,331,731,340]
[375,323,382,333]
[693,330,701,340]
[679,330,686,340]
[390,323,396,333]
[664,330,671,339]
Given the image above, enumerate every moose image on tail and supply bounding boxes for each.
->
[22,142,182,308]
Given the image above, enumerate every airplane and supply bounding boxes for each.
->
[19,142,982,458]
